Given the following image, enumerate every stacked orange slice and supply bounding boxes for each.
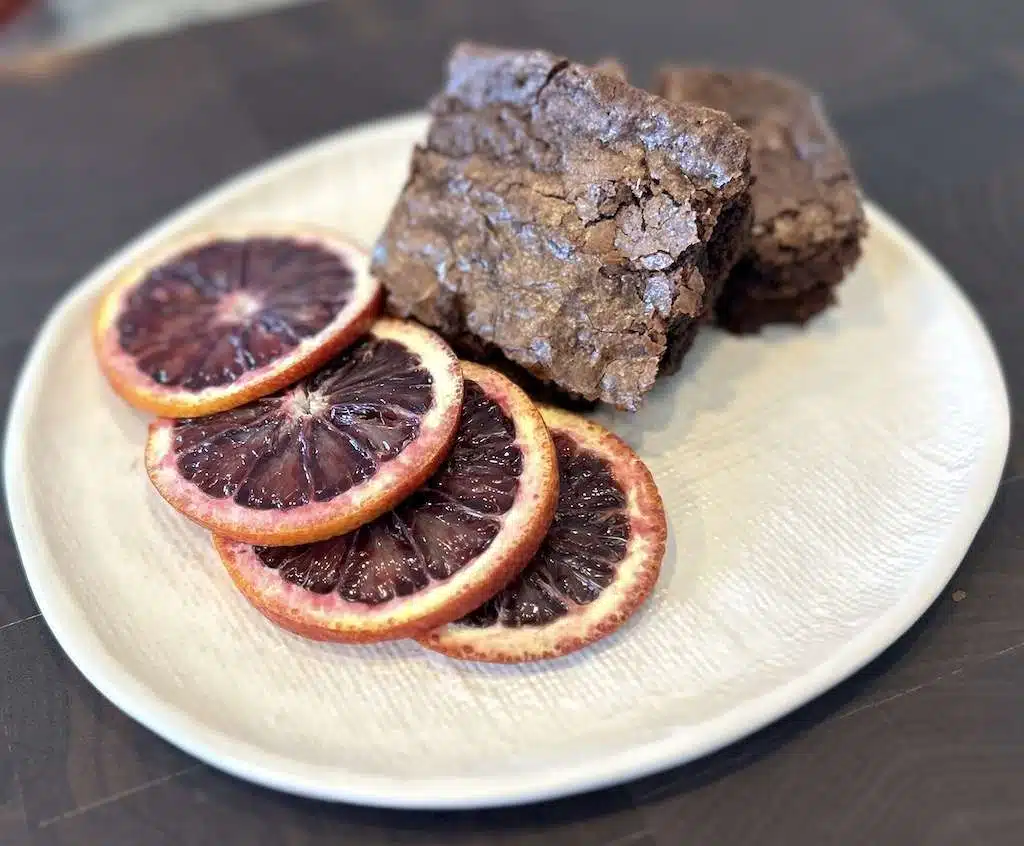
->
[93,226,667,662]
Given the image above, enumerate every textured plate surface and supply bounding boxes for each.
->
[4,113,1009,809]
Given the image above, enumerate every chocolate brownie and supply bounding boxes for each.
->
[657,67,866,333]
[372,43,752,411]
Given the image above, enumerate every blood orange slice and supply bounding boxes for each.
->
[418,407,666,663]
[213,362,558,643]
[94,225,382,417]
[145,319,462,546]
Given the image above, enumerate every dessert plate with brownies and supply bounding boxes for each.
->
[5,44,1009,808]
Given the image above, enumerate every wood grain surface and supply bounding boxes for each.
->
[2,1,1023,843]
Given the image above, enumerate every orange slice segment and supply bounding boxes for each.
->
[94,225,382,417]
[146,319,462,546]
[213,362,558,643]
[418,406,666,663]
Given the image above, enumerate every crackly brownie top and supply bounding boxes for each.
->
[658,67,865,265]
[373,43,751,410]
[432,45,749,202]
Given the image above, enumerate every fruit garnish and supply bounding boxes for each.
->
[418,406,666,663]
[213,362,559,643]
[94,226,381,417]
[145,319,462,546]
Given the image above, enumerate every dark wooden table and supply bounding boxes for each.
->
[2,1,1023,843]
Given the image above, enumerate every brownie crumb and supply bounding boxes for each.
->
[594,58,628,81]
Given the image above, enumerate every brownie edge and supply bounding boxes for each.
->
[372,43,752,411]
[657,67,867,333]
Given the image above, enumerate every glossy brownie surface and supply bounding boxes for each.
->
[373,43,751,410]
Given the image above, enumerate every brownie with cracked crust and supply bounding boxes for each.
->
[372,43,752,411]
[657,67,866,333]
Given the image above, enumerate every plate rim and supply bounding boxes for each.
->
[3,111,1011,809]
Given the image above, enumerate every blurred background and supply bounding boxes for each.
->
[0,0,316,52]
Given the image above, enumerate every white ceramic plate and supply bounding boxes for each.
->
[4,113,1009,810]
